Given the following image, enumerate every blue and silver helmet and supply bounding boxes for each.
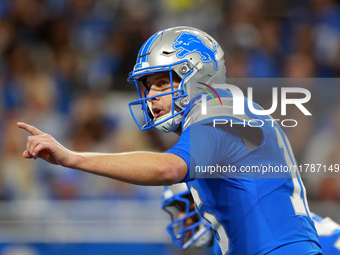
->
[128,26,226,132]
[161,183,213,250]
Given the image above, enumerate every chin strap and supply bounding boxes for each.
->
[147,100,183,133]
[193,224,214,250]
[154,112,182,133]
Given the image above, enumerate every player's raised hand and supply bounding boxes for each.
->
[17,122,74,167]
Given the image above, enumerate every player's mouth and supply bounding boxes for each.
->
[184,229,192,237]
[152,107,165,118]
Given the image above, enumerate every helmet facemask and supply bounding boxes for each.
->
[161,190,213,250]
[128,62,192,133]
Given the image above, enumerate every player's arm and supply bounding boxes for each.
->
[17,122,187,186]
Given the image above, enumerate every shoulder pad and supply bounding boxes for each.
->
[183,96,251,131]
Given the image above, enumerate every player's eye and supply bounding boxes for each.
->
[159,79,169,86]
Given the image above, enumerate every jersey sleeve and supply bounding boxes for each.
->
[166,123,249,183]
[165,126,193,183]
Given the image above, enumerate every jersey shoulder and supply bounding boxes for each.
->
[311,213,340,255]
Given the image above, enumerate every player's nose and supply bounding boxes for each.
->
[178,212,194,227]
[184,216,194,226]
[178,212,186,220]
[147,87,160,101]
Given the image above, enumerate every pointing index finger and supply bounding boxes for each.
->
[17,122,45,135]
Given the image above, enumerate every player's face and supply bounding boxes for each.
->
[145,72,180,119]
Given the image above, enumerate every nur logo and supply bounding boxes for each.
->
[200,84,312,116]
[197,82,222,115]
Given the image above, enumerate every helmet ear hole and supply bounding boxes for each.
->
[179,65,190,74]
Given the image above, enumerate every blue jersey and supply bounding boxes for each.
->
[166,89,322,255]
[213,238,222,255]
[212,214,340,255]
[312,214,340,255]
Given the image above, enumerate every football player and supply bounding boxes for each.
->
[162,183,340,255]
[18,26,323,254]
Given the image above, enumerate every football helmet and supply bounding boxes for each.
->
[161,183,213,250]
[128,26,226,132]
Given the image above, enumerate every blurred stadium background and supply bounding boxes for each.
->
[0,0,340,254]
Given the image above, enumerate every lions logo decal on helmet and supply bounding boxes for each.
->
[173,32,219,70]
